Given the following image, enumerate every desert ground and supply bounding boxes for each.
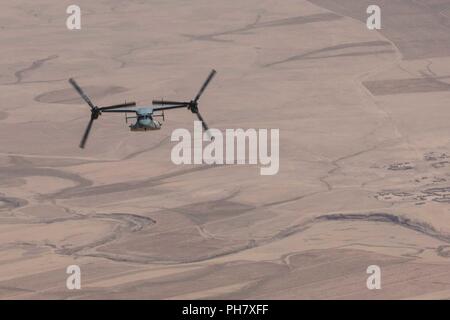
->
[1,0,450,299]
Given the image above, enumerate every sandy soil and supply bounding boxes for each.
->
[1,0,450,299]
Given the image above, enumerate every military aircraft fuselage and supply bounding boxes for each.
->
[129,107,161,131]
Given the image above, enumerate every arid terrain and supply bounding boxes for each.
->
[1,0,450,299]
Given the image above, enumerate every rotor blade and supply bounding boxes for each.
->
[194,69,216,103]
[153,104,189,112]
[79,118,94,149]
[100,102,136,111]
[195,110,209,132]
[152,100,187,105]
[69,78,95,109]
[195,111,214,140]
